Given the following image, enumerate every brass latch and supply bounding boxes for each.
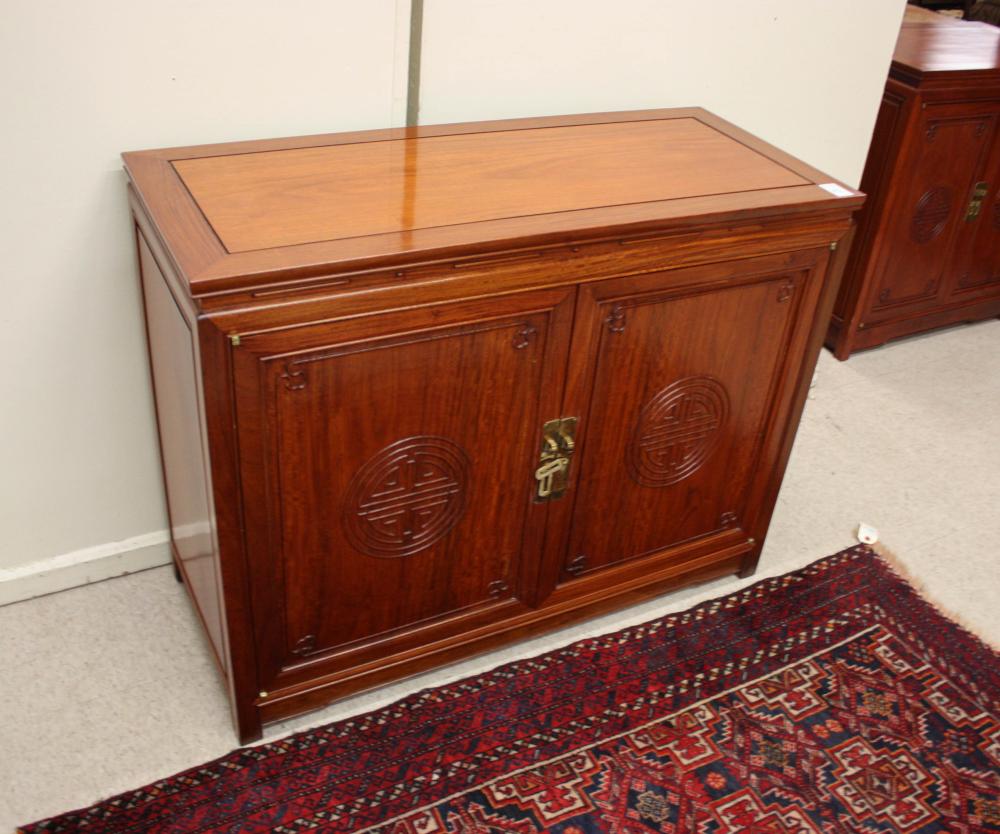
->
[535,417,577,500]
[966,181,989,221]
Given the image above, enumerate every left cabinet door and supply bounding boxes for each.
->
[231,287,575,693]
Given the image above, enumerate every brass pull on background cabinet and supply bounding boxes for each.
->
[966,182,989,221]
[535,417,577,500]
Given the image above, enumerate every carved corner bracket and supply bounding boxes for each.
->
[605,305,627,333]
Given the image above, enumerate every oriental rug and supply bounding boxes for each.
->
[22,545,1000,834]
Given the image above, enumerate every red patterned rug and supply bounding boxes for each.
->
[22,545,1000,833]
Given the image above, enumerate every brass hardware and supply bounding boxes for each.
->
[259,690,269,698]
[535,417,577,500]
[830,241,838,251]
[535,457,568,499]
[555,422,575,453]
[229,334,241,347]
[966,182,989,221]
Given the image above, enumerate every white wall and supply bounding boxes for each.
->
[0,1,409,581]
[419,0,907,187]
[0,0,905,591]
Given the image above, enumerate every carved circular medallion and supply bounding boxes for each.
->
[911,187,952,244]
[627,376,729,488]
[343,436,470,558]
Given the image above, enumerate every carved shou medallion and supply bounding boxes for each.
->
[911,186,952,244]
[343,436,470,558]
[627,376,730,487]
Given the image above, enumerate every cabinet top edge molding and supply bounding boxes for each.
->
[123,107,861,296]
[892,22,1000,82]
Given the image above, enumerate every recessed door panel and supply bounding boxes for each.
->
[233,289,573,686]
[560,268,806,580]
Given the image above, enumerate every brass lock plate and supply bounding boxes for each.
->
[535,417,577,500]
[967,181,989,222]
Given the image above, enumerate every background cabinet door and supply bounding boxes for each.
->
[867,107,994,317]
[948,115,1000,300]
[549,250,828,589]
[232,288,573,691]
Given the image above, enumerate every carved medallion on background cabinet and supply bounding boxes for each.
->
[627,376,730,488]
[911,186,952,244]
[342,436,470,558]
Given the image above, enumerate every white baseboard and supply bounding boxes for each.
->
[0,530,172,607]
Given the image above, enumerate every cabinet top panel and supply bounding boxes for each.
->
[123,109,861,295]
[173,119,806,254]
[892,22,1000,80]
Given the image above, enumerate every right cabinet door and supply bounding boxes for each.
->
[947,113,1000,301]
[867,106,995,318]
[552,249,829,587]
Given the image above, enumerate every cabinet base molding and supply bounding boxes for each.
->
[257,544,749,730]
[829,294,1000,358]
[124,108,862,743]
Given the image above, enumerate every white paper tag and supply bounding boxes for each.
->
[819,182,854,198]
[856,522,879,545]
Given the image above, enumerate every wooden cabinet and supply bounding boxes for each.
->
[125,109,862,742]
[828,21,1000,359]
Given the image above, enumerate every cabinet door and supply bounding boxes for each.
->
[867,106,994,318]
[948,114,1000,300]
[232,288,573,692]
[546,250,828,590]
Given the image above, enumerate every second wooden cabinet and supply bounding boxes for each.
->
[828,21,1000,358]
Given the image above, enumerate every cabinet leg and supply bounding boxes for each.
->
[738,543,763,578]
[172,560,183,584]
[237,711,264,746]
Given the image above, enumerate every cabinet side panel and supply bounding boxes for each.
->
[828,83,911,357]
[138,231,227,669]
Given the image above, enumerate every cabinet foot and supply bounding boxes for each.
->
[738,547,762,578]
[172,560,183,584]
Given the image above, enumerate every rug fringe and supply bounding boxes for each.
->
[869,541,1000,653]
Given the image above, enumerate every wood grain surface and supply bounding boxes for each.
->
[173,119,808,252]
[125,109,860,294]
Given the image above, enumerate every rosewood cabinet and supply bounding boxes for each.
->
[125,109,862,742]
[828,21,1000,359]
